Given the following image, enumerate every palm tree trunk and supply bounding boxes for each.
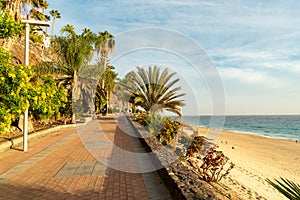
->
[6,0,22,21]
[51,17,56,37]
[71,70,78,124]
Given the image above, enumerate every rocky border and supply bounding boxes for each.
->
[127,116,227,200]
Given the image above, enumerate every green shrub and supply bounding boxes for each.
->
[133,113,180,145]
[148,114,166,137]
[157,117,180,145]
[133,112,150,126]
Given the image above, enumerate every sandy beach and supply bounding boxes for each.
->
[197,127,300,200]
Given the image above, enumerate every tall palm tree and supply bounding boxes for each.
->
[28,0,49,20]
[3,0,49,21]
[3,0,23,21]
[47,25,94,123]
[95,31,115,68]
[94,31,115,114]
[102,65,117,113]
[49,9,61,37]
[95,65,117,114]
[123,66,185,116]
[115,72,136,111]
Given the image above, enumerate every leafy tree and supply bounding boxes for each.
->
[95,65,118,114]
[123,66,185,116]
[49,9,61,36]
[0,47,33,135]
[76,62,104,114]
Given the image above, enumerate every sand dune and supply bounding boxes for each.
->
[197,127,300,200]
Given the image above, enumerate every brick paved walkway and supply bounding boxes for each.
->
[0,115,172,200]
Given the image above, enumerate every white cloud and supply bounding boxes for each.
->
[218,67,292,89]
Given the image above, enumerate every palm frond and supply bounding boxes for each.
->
[266,178,300,200]
[124,66,185,116]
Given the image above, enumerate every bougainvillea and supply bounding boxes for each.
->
[186,135,234,183]
[200,148,234,182]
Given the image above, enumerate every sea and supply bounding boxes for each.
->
[182,115,300,141]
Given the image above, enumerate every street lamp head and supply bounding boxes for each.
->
[22,19,50,27]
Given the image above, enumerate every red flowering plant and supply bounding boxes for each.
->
[200,148,234,182]
[186,136,214,158]
[185,136,234,183]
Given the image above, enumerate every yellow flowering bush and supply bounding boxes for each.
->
[28,75,67,120]
[0,47,32,134]
[0,10,23,38]
[0,47,67,135]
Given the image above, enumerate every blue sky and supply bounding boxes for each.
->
[47,0,300,115]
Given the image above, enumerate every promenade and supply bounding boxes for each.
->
[0,116,172,200]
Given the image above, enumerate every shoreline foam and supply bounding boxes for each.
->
[193,124,299,142]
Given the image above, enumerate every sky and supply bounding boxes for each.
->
[47,0,300,115]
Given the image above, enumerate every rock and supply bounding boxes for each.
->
[178,182,185,188]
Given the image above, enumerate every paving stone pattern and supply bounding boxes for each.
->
[0,116,173,200]
[55,161,109,178]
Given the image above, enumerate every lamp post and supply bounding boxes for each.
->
[21,20,50,152]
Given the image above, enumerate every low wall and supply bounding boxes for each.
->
[0,124,79,153]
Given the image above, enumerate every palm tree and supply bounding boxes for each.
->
[102,65,117,113]
[266,178,300,200]
[115,72,136,112]
[95,65,117,114]
[95,31,115,68]
[94,31,115,115]
[2,0,23,21]
[77,63,103,115]
[46,25,95,123]
[28,0,49,20]
[123,66,185,116]
[49,9,61,37]
[4,0,50,20]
